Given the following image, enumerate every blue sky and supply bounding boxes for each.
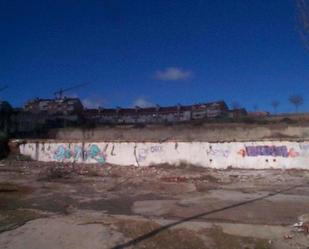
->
[1,0,309,112]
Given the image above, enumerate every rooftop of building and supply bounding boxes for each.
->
[84,100,229,115]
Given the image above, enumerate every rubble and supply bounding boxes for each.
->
[292,214,309,235]
[161,176,188,183]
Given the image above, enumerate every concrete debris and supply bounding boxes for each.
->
[293,213,309,235]
[298,213,309,223]
[283,234,293,239]
[293,221,309,234]
[293,221,303,228]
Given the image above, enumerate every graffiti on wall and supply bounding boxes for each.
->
[206,147,230,158]
[150,145,163,153]
[137,148,148,162]
[300,144,309,150]
[53,144,106,164]
[74,145,83,161]
[137,145,163,162]
[298,144,309,156]
[20,141,309,169]
[54,145,72,161]
[238,145,299,158]
[85,144,105,164]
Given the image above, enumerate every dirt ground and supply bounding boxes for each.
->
[0,158,309,249]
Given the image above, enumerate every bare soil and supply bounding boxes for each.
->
[0,158,309,249]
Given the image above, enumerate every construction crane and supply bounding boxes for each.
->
[54,83,88,99]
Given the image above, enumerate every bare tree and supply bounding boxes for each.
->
[271,100,279,114]
[296,0,309,48]
[289,95,304,112]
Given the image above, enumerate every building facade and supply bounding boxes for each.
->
[24,98,83,115]
[83,100,229,125]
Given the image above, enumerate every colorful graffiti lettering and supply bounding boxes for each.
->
[288,148,299,157]
[54,145,72,162]
[74,145,83,161]
[238,145,299,158]
[53,144,106,164]
[246,145,288,157]
[86,144,105,164]
[237,149,246,157]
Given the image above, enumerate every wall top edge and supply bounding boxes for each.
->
[10,139,309,144]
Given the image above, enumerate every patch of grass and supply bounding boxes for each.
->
[115,219,208,249]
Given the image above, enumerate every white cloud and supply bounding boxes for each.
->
[133,97,154,108]
[154,67,192,81]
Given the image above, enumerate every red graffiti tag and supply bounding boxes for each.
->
[288,148,299,158]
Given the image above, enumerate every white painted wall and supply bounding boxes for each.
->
[19,141,309,169]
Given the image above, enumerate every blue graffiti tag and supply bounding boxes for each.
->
[54,145,71,162]
[53,144,106,164]
[74,145,83,161]
[245,145,288,157]
[87,144,105,164]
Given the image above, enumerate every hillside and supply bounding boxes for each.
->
[43,123,309,142]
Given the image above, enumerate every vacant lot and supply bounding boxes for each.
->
[0,158,308,249]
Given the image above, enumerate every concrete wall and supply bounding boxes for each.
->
[19,140,309,169]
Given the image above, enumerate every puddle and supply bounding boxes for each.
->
[79,194,169,215]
